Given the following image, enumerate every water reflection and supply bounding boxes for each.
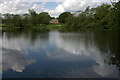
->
[0,31,2,79]
[93,31,120,71]
[49,31,118,77]
[0,50,2,79]
[1,30,119,78]
[2,48,35,73]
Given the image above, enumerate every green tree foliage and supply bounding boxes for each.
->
[22,13,31,27]
[2,9,52,28]
[58,12,73,23]
[61,1,120,31]
[37,12,51,25]
[2,1,120,30]
[2,13,13,26]
[29,9,37,26]
[109,1,120,29]
[11,15,23,27]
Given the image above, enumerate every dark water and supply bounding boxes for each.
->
[1,30,120,78]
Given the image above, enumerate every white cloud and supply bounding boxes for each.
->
[49,0,118,17]
[0,0,118,18]
[0,2,46,14]
[54,0,116,13]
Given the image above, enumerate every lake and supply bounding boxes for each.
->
[0,30,120,78]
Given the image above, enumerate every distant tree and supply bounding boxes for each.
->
[94,4,111,21]
[2,1,120,30]
[3,13,13,26]
[0,13,2,24]
[62,2,120,31]
[51,17,55,19]
[29,9,37,17]
[58,12,73,23]
[11,15,23,27]
[29,9,37,26]
[22,13,32,27]
[111,1,120,29]
[37,12,51,25]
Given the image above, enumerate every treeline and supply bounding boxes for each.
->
[58,1,120,31]
[1,1,120,30]
[1,9,53,28]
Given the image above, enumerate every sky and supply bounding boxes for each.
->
[0,0,118,17]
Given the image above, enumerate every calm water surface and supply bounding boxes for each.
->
[1,30,120,78]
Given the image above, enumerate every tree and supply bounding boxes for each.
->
[2,13,13,26]
[110,1,120,29]
[29,9,37,17]
[29,9,37,26]
[58,12,73,23]
[37,12,51,25]
[62,2,120,31]
[11,15,23,27]
[94,4,111,29]
[94,4,111,21]
[22,13,32,27]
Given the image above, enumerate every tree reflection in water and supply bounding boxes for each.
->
[1,30,119,78]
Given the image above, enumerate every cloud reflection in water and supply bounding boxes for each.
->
[0,31,118,78]
[2,48,35,73]
[51,31,118,77]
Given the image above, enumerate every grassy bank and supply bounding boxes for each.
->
[1,24,119,31]
[0,24,64,31]
[45,24,63,30]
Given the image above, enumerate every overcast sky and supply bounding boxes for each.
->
[0,0,118,17]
